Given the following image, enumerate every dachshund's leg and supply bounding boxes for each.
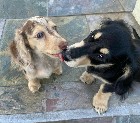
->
[28,79,41,93]
[53,64,62,75]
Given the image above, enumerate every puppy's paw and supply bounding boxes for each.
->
[93,94,108,114]
[28,81,41,93]
[80,71,95,84]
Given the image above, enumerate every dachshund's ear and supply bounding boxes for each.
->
[9,29,32,66]
[9,40,18,60]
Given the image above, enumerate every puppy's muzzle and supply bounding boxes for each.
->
[61,49,73,61]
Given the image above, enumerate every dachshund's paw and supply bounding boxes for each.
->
[28,81,41,93]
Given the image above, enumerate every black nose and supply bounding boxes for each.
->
[61,50,72,61]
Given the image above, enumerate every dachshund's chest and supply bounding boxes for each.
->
[35,58,60,78]
[36,66,52,78]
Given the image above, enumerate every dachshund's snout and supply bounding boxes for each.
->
[59,42,68,50]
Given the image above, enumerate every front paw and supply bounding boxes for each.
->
[93,94,108,114]
[54,66,62,75]
[80,71,95,84]
[28,81,41,93]
[54,69,62,75]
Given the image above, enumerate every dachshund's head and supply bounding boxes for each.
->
[9,16,67,66]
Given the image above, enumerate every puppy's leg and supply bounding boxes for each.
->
[53,64,62,75]
[93,84,113,114]
[28,79,41,93]
[80,71,95,84]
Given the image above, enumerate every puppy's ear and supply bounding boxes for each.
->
[9,29,32,66]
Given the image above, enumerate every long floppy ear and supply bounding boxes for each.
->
[9,29,32,67]
[9,40,18,60]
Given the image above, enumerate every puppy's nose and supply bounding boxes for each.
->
[59,42,68,50]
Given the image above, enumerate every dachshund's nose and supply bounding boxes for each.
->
[59,42,68,50]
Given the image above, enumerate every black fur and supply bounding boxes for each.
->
[62,19,140,98]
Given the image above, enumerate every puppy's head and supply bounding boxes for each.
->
[62,19,132,68]
[10,16,67,62]
[62,32,111,68]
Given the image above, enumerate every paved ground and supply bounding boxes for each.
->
[0,0,140,123]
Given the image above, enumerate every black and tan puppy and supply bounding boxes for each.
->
[62,19,140,114]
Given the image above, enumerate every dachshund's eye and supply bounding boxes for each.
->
[52,26,57,31]
[37,32,44,39]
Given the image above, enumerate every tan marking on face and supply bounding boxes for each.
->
[69,40,85,49]
[65,56,91,68]
[100,48,109,54]
[65,55,113,68]
[93,84,112,114]
[78,56,91,67]
[94,32,102,39]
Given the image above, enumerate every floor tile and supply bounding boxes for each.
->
[0,85,45,114]
[0,19,5,39]
[119,0,137,11]
[0,19,26,86]
[86,13,140,35]
[0,0,48,19]
[48,0,124,16]
[43,81,100,112]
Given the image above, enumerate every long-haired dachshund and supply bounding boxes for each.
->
[9,16,67,93]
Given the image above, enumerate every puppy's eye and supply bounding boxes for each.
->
[52,26,57,31]
[37,32,44,39]
[98,54,103,58]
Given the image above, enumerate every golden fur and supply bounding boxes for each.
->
[80,71,95,84]
[93,84,112,114]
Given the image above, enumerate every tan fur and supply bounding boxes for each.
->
[80,71,95,84]
[65,56,91,68]
[53,65,63,75]
[93,84,112,114]
[69,40,85,48]
[100,48,109,54]
[9,16,67,93]
[122,65,131,79]
[93,32,102,39]
[65,41,113,68]
[65,55,113,68]
[28,79,41,93]
[92,73,109,84]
